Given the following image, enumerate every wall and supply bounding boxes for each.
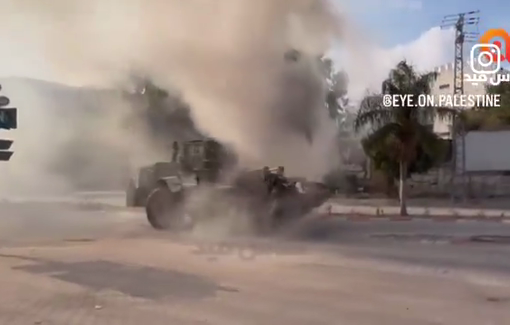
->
[462,130,510,172]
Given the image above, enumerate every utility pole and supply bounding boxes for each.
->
[441,10,480,201]
[0,84,17,161]
[441,11,480,96]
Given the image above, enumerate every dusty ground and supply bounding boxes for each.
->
[1,237,510,325]
[0,199,509,324]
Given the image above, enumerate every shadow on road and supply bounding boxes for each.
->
[2,254,237,300]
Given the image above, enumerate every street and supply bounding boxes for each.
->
[1,0,510,323]
[0,197,509,324]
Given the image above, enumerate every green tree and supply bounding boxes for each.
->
[486,79,510,108]
[354,60,452,215]
[321,57,348,121]
[363,135,448,196]
[485,80,510,126]
[284,50,349,123]
[460,80,510,131]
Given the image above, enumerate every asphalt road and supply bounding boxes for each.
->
[0,200,131,245]
[0,198,509,324]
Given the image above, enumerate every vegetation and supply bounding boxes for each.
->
[486,79,510,108]
[321,57,349,121]
[460,80,510,131]
[284,50,349,123]
[354,60,452,215]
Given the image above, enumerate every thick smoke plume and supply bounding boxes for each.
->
[0,0,345,192]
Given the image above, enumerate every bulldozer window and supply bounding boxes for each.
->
[191,145,202,156]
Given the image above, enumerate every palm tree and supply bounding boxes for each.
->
[354,60,453,215]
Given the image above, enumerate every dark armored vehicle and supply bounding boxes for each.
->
[125,138,235,207]
[145,166,331,234]
[127,138,330,233]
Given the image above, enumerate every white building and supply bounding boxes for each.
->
[431,60,492,138]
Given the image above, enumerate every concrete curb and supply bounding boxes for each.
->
[319,202,510,221]
[318,213,510,223]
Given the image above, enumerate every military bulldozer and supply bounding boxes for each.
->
[126,138,235,207]
[127,138,331,233]
[145,165,331,234]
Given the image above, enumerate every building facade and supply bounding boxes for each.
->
[431,61,489,138]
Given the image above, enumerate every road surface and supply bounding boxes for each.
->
[0,198,509,324]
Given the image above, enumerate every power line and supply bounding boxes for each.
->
[440,10,480,202]
[440,10,480,96]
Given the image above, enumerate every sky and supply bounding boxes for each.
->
[332,0,510,99]
[0,0,508,100]
[344,0,509,47]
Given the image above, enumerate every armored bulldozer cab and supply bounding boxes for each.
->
[180,139,235,183]
[127,138,236,207]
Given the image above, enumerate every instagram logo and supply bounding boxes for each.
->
[470,43,501,74]
[471,28,510,74]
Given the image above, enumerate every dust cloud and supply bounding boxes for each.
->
[0,0,350,194]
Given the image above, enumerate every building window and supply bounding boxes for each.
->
[439,84,450,90]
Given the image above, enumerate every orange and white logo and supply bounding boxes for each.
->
[470,29,509,74]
